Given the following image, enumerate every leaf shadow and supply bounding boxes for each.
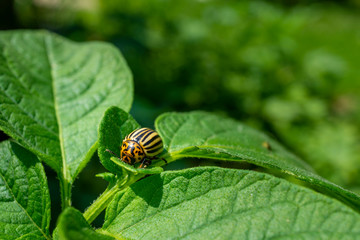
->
[10,141,38,168]
[130,174,164,208]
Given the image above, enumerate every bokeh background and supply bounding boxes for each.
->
[1,0,360,228]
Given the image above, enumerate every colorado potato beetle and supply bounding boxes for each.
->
[107,128,166,168]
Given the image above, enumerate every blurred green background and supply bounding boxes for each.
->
[1,0,360,227]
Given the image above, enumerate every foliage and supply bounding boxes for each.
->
[0,30,360,239]
[8,0,360,191]
[0,141,50,239]
[100,167,360,239]
[74,0,360,191]
[0,30,133,208]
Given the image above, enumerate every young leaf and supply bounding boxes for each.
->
[0,30,133,183]
[85,107,163,224]
[110,156,164,175]
[0,141,51,240]
[57,207,114,240]
[155,111,360,210]
[101,167,360,240]
[98,106,140,175]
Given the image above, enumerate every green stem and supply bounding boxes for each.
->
[60,175,72,209]
[83,184,120,223]
[83,173,142,223]
[83,157,171,223]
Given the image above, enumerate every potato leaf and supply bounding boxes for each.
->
[155,111,360,210]
[98,106,140,175]
[0,141,51,240]
[101,167,360,239]
[57,207,114,240]
[0,30,133,183]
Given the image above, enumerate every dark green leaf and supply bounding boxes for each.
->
[0,30,133,182]
[98,106,140,175]
[101,167,360,240]
[155,111,360,210]
[57,207,114,240]
[0,141,51,240]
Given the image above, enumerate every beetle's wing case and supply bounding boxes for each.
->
[140,130,163,157]
[126,128,163,157]
[126,128,152,141]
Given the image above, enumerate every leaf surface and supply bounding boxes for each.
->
[0,141,50,240]
[98,106,140,175]
[0,30,133,181]
[57,207,114,240]
[155,111,360,210]
[101,167,360,240]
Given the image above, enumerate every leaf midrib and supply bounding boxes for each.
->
[43,34,69,180]
[168,146,360,212]
[162,114,311,171]
[170,144,305,167]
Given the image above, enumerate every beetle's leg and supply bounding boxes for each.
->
[138,157,167,168]
[139,158,152,168]
[106,149,122,160]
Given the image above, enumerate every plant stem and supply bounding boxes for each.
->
[83,184,120,223]
[60,175,72,209]
[83,174,142,223]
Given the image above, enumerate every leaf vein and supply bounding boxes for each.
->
[0,172,50,240]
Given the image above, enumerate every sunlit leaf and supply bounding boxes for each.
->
[101,167,360,239]
[155,111,360,210]
[0,30,133,182]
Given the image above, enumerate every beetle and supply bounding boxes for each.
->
[107,128,166,168]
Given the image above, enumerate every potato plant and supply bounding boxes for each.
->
[0,30,359,240]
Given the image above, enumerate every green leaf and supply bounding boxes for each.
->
[0,30,133,182]
[83,107,163,224]
[110,157,164,175]
[101,167,360,240]
[155,111,360,210]
[0,141,51,240]
[96,172,117,184]
[57,207,114,240]
[98,106,140,175]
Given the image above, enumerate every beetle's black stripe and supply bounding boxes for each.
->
[142,130,154,142]
[147,142,163,151]
[147,141,162,149]
[143,134,161,147]
[134,129,152,142]
[128,128,147,141]
[127,131,135,139]
[124,128,163,158]
[144,139,163,149]
[129,128,148,139]
[144,143,162,152]
[146,148,162,156]
[140,132,158,145]
[127,130,137,139]
[146,147,163,154]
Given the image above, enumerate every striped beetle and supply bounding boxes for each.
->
[107,128,166,168]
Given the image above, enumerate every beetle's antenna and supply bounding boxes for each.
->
[106,149,121,159]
